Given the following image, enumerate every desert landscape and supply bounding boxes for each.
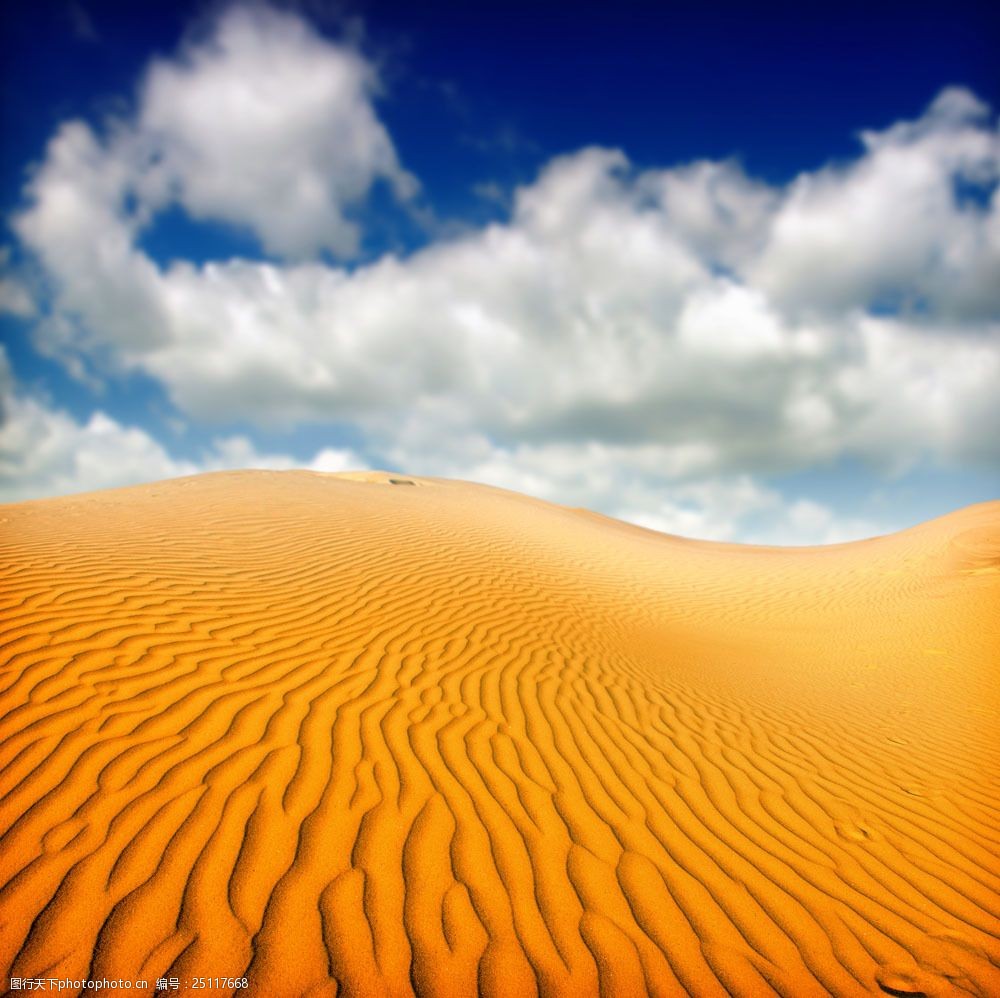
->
[2,0,998,994]
[0,470,997,996]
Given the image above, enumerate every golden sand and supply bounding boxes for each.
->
[1,471,998,996]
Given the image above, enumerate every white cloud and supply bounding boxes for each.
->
[103,129,995,484]
[11,117,174,355]
[0,348,364,503]
[751,86,1000,319]
[0,247,36,318]
[138,4,415,258]
[640,159,777,272]
[0,281,35,319]
[14,2,415,313]
[8,7,1000,546]
[676,282,786,358]
[836,315,1000,469]
[0,364,192,503]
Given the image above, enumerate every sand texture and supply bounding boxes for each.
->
[1,471,998,997]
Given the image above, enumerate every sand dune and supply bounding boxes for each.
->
[1,470,998,997]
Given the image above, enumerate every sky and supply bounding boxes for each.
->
[1,0,998,543]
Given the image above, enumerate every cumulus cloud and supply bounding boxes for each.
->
[14,120,170,352]
[751,86,1000,319]
[14,3,414,305]
[7,5,1000,543]
[0,348,363,503]
[0,248,36,318]
[113,120,997,483]
[138,4,415,258]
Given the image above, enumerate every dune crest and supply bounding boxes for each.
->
[1,472,998,997]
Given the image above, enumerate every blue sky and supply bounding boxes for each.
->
[1,0,998,542]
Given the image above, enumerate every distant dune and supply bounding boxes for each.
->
[1,471,998,997]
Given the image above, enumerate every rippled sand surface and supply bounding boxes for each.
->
[1,471,998,996]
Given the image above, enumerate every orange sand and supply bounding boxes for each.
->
[1,470,998,997]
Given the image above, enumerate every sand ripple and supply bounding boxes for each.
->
[1,472,998,996]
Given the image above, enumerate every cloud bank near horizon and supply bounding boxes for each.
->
[2,3,998,543]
